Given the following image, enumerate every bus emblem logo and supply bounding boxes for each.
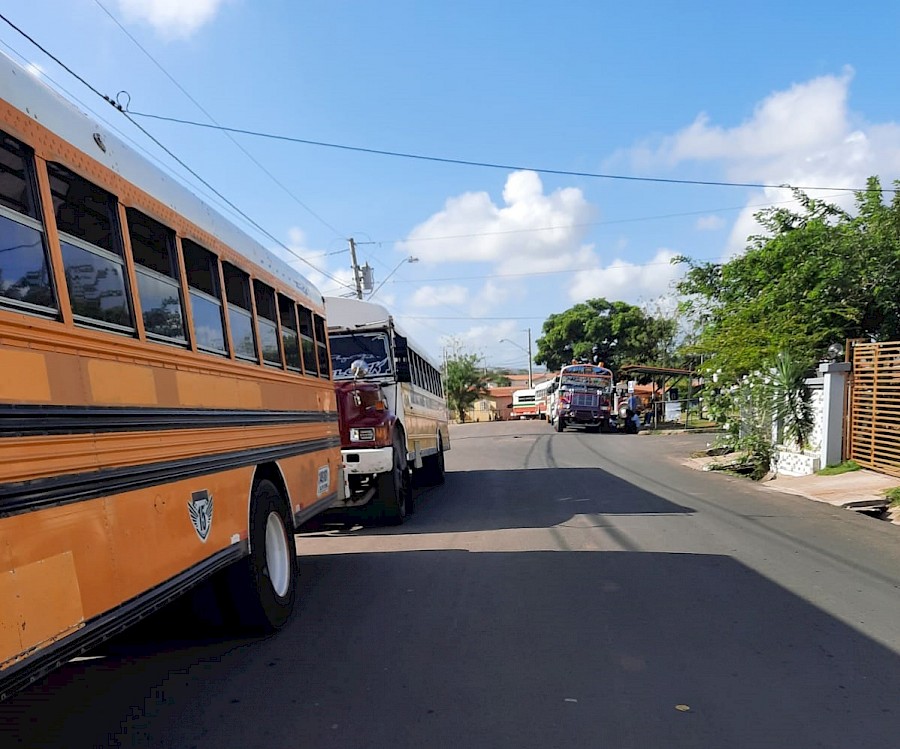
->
[188,490,214,542]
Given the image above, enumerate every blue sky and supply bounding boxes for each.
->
[4,1,900,370]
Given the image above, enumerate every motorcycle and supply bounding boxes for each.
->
[617,403,639,434]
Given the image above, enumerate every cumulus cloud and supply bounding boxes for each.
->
[399,170,595,273]
[624,69,900,255]
[695,215,726,231]
[113,0,228,39]
[568,249,683,305]
[410,284,469,308]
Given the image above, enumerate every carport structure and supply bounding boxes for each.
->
[617,365,701,429]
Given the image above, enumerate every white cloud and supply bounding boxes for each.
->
[410,284,469,308]
[469,278,523,317]
[113,0,228,39]
[695,215,726,231]
[568,249,683,305]
[658,70,853,165]
[626,69,900,256]
[399,170,595,271]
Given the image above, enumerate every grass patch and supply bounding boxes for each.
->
[885,487,900,507]
[816,460,862,476]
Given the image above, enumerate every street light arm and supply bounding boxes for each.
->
[368,256,418,300]
[499,338,529,354]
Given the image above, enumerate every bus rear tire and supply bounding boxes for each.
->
[422,436,446,486]
[222,479,297,632]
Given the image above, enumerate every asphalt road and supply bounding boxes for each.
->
[4,421,900,748]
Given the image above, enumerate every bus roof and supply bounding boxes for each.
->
[324,296,439,370]
[324,296,393,330]
[0,52,321,307]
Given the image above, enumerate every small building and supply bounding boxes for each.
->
[464,386,516,422]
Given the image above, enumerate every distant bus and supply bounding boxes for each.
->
[0,52,341,699]
[550,364,614,433]
[534,377,558,420]
[325,297,450,521]
[511,388,538,419]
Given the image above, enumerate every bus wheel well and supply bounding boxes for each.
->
[252,463,292,524]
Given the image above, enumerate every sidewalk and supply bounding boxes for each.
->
[684,453,900,520]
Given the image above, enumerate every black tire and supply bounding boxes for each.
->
[555,416,565,432]
[376,433,412,524]
[421,436,446,486]
[221,479,296,632]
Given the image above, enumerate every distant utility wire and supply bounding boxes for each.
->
[368,193,856,246]
[92,0,346,241]
[124,110,895,195]
[0,11,352,291]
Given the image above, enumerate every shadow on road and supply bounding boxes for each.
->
[311,467,695,537]
[3,549,898,748]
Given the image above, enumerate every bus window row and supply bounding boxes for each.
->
[408,347,444,399]
[0,128,329,378]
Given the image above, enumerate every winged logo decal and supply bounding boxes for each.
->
[188,489,214,542]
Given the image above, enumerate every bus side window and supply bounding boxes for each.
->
[222,262,258,362]
[313,314,330,378]
[126,208,187,345]
[48,162,133,333]
[0,130,57,316]
[297,305,318,376]
[181,239,227,356]
[253,280,282,367]
[278,294,301,371]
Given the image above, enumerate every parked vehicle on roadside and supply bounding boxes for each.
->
[0,51,342,701]
[534,377,558,420]
[512,388,539,419]
[326,298,450,524]
[550,364,614,433]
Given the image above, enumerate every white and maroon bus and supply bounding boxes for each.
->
[511,388,539,419]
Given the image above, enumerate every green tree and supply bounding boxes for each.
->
[677,177,900,379]
[444,353,509,422]
[533,298,677,373]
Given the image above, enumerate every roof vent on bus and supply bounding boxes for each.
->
[92,132,107,152]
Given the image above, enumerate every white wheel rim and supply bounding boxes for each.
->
[265,511,291,598]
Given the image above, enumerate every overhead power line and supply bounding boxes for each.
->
[124,110,895,195]
[0,12,353,291]
[92,0,346,241]
[368,193,855,246]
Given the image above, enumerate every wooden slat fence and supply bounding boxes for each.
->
[848,341,900,476]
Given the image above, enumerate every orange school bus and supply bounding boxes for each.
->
[0,53,341,699]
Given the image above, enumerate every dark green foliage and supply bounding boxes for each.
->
[677,177,900,380]
[533,298,678,373]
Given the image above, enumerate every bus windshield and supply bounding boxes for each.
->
[330,332,393,379]
[558,365,613,391]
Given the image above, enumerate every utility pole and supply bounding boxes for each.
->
[348,237,362,299]
[527,327,533,388]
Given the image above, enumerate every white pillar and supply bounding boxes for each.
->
[818,362,851,468]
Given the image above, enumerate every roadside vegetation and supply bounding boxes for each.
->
[817,460,862,476]
[675,178,900,479]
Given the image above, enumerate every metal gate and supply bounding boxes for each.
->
[848,341,900,476]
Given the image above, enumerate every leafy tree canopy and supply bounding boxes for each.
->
[534,298,678,373]
[444,352,509,422]
[677,177,900,380]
